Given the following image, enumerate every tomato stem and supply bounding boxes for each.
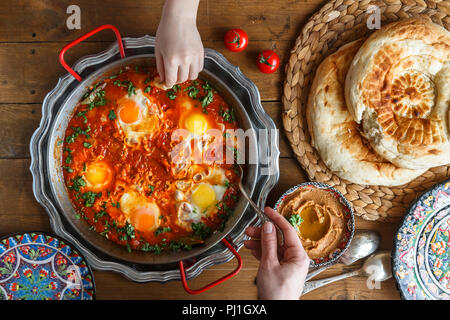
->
[259,53,275,67]
[227,30,241,48]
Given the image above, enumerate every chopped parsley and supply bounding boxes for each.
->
[147,185,155,196]
[66,126,91,144]
[81,191,102,207]
[144,86,151,93]
[169,240,192,252]
[184,85,199,99]
[115,222,135,240]
[94,210,107,222]
[63,166,73,173]
[111,201,120,208]
[76,110,88,123]
[100,220,110,237]
[127,81,136,96]
[154,226,172,237]
[68,176,86,192]
[166,90,177,100]
[65,153,72,164]
[166,84,181,99]
[65,132,78,144]
[191,222,212,240]
[87,90,107,110]
[141,243,162,254]
[201,90,213,108]
[113,80,136,97]
[219,106,236,123]
[108,109,117,120]
[83,141,92,149]
[200,82,214,109]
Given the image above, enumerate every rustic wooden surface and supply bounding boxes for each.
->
[0,0,401,300]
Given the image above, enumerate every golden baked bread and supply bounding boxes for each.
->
[345,18,450,169]
[307,39,426,186]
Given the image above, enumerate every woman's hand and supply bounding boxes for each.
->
[244,207,310,300]
[155,0,204,89]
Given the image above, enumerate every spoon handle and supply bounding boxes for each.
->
[238,184,284,246]
[306,265,329,281]
[302,269,361,295]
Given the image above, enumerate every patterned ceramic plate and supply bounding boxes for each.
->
[274,182,355,268]
[0,232,95,300]
[393,180,450,300]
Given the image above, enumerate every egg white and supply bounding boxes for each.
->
[117,89,161,143]
[175,180,228,231]
[119,189,161,232]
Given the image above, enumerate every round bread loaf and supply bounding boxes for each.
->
[306,39,426,186]
[345,19,450,169]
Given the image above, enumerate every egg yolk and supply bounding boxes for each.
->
[119,99,141,124]
[185,114,208,135]
[192,184,216,210]
[84,161,112,190]
[131,204,160,232]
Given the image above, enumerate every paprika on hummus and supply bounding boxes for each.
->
[278,188,345,259]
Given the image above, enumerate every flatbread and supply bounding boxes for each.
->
[306,39,426,186]
[344,19,450,169]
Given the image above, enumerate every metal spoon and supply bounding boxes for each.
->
[302,250,392,295]
[235,165,284,245]
[306,230,381,281]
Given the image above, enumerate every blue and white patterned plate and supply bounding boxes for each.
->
[0,232,95,300]
[392,180,450,300]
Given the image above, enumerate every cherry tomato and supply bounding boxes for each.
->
[256,50,280,73]
[224,29,248,52]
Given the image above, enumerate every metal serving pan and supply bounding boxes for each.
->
[30,25,279,285]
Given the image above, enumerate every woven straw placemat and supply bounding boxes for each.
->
[282,0,450,221]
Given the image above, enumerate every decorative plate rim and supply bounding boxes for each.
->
[0,230,96,300]
[391,179,450,300]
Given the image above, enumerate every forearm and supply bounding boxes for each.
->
[161,0,200,24]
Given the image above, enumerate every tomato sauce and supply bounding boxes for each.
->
[62,66,241,253]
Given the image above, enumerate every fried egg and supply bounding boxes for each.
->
[83,160,113,191]
[174,104,226,166]
[175,177,228,230]
[191,183,227,211]
[120,190,161,232]
[116,89,160,143]
[176,96,212,136]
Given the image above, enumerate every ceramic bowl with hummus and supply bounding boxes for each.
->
[275,182,355,267]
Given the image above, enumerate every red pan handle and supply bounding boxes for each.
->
[59,24,126,82]
[179,238,242,294]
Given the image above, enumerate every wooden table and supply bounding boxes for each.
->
[0,0,401,299]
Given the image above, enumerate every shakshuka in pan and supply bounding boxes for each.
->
[62,65,241,254]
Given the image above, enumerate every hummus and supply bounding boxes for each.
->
[279,188,345,259]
